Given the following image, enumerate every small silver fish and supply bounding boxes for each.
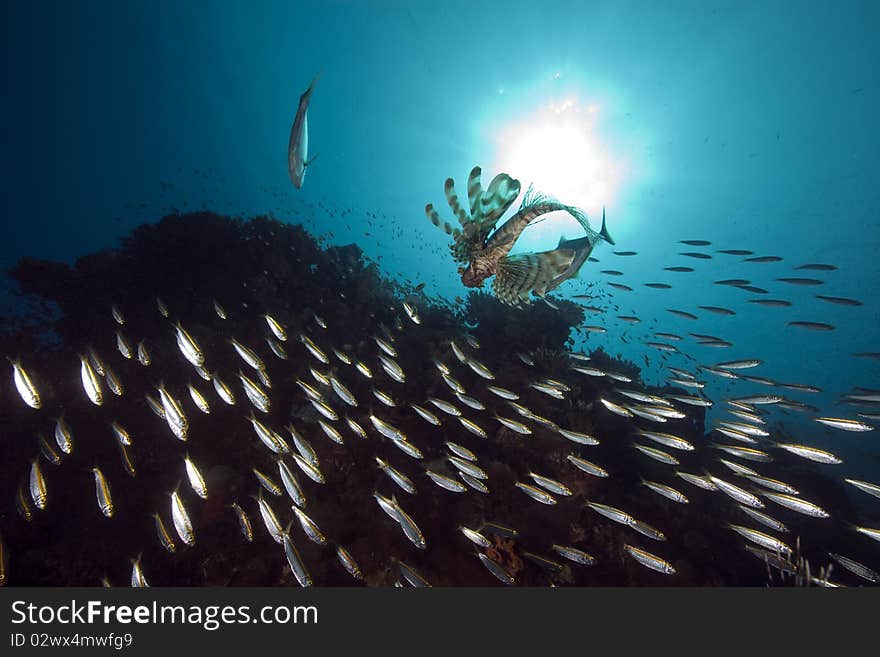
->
[567,455,609,478]
[411,403,441,426]
[344,416,368,440]
[515,481,558,505]
[624,544,676,575]
[153,512,177,553]
[426,470,467,492]
[116,330,133,359]
[54,417,74,454]
[318,419,345,445]
[487,385,519,401]
[761,492,829,518]
[466,358,495,380]
[633,444,680,465]
[495,415,532,434]
[283,532,312,587]
[184,454,208,500]
[253,468,282,496]
[376,457,417,494]
[774,443,842,464]
[552,544,596,565]
[92,467,114,517]
[170,488,195,546]
[458,416,488,439]
[79,354,104,406]
[291,504,327,545]
[445,441,477,461]
[642,479,689,504]
[427,397,461,416]
[136,340,151,366]
[230,338,266,371]
[187,383,211,414]
[336,545,363,580]
[264,314,287,342]
[278,458,307,507]
[29,459,47,510]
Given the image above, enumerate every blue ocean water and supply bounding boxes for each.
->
[1,1,878,585]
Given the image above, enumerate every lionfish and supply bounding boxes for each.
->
[426,166,614,306]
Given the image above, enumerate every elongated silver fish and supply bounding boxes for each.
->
[558,427,599,445]
[170,488,195,546]
[814,417,874,432]
[136,340,151,366]
[738,506,788,533]
[445,441,477,461]
[427,397,461,416]
[334,545,363,581]
[624,544,676,575]
[478,552,514,585]
[828,552,879,583]
[528,472,571,496]
[369,414,406,441]
[635,429,694,451]
[283,531,313,587]
[516,482,557,504]
[376,457,416,493]
[567,455,609,477]
[230,338,265,371]
[174,322,205,367]
[633,444,680,465]
[762,492,829,518]
[29,459,47,510]
[253,467,282,496]
[774,443,842,464]
[92,467,114,517]
[318,419,345,445]
[231,501,253,542]
[184,454,208,500]
[54,417,74,454]
[552,544,596,565]
[449,456,488,480]
[288,73,319,189]
[728,524,791,555]
[213,373,236,405]
[844,478,880,499]
[426,470,467,492]
[291,504,327,545]
[458,416,488,438]
[187,383,211,414]
[278,458,307,507]
[495,415,532,434]
[411,403,441,426]
[153,512,177,553]
[392,498,426,549]
[707,474,764,508]
[256,494,284,543]
[79,354,103,406]
[642,479,689,504]
[240,371,270,413]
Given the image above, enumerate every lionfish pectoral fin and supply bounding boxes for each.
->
[480,173,521,226]
[426,204,441,227]
[467,167,483,218]
[492,250,576,306]
[445,178,466,221]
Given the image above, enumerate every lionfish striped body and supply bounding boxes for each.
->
[426,166,613,306]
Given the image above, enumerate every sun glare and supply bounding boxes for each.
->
[491,96,623,248]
